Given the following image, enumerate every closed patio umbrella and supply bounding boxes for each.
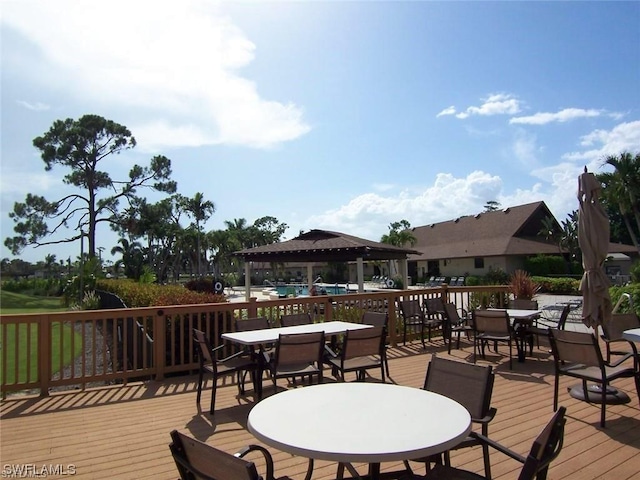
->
[578,167,612,329]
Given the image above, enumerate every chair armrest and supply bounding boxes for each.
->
[606,342,639,369]
[469,431,527,464]
[236,444,276,480]
[473,407,497,425]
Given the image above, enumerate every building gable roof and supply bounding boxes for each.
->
[409,201,561,261]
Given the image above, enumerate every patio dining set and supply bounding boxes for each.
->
[166,295,640,480]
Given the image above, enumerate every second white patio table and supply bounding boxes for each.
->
[622,328,640,343]
[247,382,471,480]
[221,320,371,346]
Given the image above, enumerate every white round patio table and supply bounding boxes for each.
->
[247,382,471,478]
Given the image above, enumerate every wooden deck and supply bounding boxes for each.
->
[1,336,639,480]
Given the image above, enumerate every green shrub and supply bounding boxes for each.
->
[610,283,640,315]
[96,279,226,307]
[630,260,640,284]
[524,255,568,276]
[533,276,580,294]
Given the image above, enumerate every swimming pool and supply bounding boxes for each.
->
[275,284,347,296]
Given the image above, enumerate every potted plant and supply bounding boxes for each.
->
[509,269,540,309]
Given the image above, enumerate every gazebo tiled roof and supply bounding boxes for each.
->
[234,229,420,263]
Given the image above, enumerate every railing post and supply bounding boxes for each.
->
[388,292,398,347]
[38,315,50,397]
[248,297,258,317]
[154,310,166,381]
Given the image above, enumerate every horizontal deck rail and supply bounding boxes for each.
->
[0,285,509,396]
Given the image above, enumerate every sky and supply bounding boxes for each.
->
[1,0,639,264]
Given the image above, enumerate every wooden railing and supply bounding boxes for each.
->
[0,285,509,397]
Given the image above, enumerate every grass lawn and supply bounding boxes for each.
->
[1,291,83,385]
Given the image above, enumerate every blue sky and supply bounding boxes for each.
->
[2,1,639,264]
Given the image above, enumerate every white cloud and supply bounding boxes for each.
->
[16,100,50,112]
[303,171,504,239]
[562,120,640,162]
[510,108,602,125]
[454,93,521,119]
[510,129,540,167]
[436,106,456,117]
[1,0,310,151]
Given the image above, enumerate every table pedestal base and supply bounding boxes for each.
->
[568,384,631,404]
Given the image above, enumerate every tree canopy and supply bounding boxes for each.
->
[4,115,177,259]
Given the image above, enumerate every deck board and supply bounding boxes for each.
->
[1,337,639,480]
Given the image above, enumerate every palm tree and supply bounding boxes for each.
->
[182,193,216,276]
[598,152,640,252]
[380,220,416,278]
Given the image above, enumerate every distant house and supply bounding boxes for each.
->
[407,201,637,281]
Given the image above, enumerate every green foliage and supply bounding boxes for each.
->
[72,290,101,310]
[483,267,509,285]
[533,276,580,294]
[391,276,404,289]
[630,260,640,284]
[332,305,366,323]
[524,255,567,276]
[0,277,63,296]
[610,284,640,315]
[96,279,226,307]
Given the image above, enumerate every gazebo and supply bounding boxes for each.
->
[233,229,421,300]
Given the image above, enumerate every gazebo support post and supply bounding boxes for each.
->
[307,263,313,292]
[357,257,364,293]
[244,262,251,301]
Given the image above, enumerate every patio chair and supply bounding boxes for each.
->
[424,297,446,340]
[548,328,640,427]
[169,429,291,480]
[399,299,427,347]
[362,311,390,376]
[271,331,325,390]
[280,312,312,327]
[472,309,515,370]
[442,303,473,354]
[235,316,275,373]
[405,355,496,479]
[525,304,570,352]
[193,329,259,415]
[327,326,386,382]
[601,312,640,363]
[416,407,567,480]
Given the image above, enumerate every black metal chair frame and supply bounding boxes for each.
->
[192,328,259,415]
[549,328,640,428]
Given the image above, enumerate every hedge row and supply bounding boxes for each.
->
[95,279,227,308]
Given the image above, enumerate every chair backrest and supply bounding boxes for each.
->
[511,298,539,310]
[274,331,325,367]
[193,329,215,366]
[169,429,259,480]
[555,304,571,330]
[443,302,463,325]
[602,312,640,341]
[280,312,312,327]
[517,407,567,480]
[424,354,494,421]
[472,309,511,334]
[236,316,270,332]
[399,299,423,319]
[341,326,384,360]
[549,329,602,367]
[425,297,445,314]
[362,311,387,328]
